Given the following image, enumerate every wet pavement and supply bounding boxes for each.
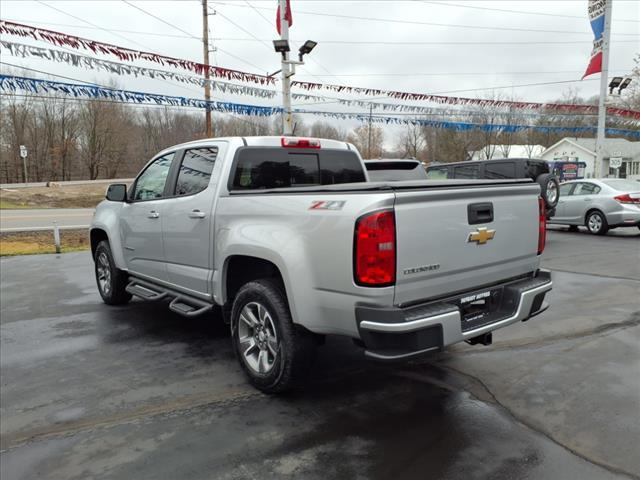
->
[1,230,638,479]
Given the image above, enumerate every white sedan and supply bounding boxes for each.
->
[549,179,640,235]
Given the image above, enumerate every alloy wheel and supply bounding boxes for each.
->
[237,301,279,374]
[96,252,111,295]
[546,181,558,205]
[588,213,602,233]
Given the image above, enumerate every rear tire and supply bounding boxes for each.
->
[585,210,609,236]
[537,173,560,210]
[94,240,132,305]
[231,279,316,394]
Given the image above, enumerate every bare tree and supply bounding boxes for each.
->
[309,121,346,141]
[397,122,427,160]
[347,124,384,158]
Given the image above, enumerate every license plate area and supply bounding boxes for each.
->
[455,287,505,332]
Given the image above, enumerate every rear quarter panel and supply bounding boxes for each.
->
[214,192,396,336]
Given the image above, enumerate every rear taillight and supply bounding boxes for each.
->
[538,197,546,255]
[354,210,396,287]
[281,137,321,149]
[614,194,640,204]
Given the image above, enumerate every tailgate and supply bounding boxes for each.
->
[393,183,541,306]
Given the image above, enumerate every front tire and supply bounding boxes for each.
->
[94,240,132,305]
[585,210,609,236]
[231,279,316,393]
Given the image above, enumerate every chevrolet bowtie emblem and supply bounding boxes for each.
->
[468,227,496,245]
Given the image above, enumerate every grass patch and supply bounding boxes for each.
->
[0,229,90,256]
[0,183,120,209]
[0,199,33,209]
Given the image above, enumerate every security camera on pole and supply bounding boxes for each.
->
[273,0,317,135]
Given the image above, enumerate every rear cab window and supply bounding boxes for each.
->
[485,162,515,179]
[230,148,366,190]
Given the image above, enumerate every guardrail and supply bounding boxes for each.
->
[0,224,90,254]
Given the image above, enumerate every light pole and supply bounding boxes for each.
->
[273,4,316,136]
[594,0,613,178]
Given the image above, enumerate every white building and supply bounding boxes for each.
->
[469,144,546,161]
[540,138,640,180]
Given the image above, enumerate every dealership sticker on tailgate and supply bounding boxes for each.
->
[460,290,491,304]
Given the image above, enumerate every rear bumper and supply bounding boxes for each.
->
[356,269,552,361]
[607,209,640,228]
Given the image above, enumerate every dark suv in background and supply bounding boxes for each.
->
[426,158,560,218]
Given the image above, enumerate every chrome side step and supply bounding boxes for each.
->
[126,279,213,318]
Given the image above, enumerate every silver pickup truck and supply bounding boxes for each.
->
[90,136,552,393]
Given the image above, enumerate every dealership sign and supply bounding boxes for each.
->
[583,0,607,79]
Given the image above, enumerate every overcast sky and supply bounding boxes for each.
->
[1,0,639,140]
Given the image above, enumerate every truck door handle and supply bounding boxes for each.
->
[148,210,160,219]
[188,209,206,219]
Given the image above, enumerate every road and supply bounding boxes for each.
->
[0,231,638,480]
[0,209,94,232]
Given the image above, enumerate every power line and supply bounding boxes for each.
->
[208,38,639,46]
[210,2,640,36]
[9,19,639,45]
[293,70,632,78]
[119,0,270,73]
[417,1,640,23]
[35,0,156,51]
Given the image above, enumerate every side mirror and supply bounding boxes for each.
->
[106,184,128,202]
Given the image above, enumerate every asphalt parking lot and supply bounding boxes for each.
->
[1,228,639,480]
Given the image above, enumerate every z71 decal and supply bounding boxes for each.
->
[309,200,346,210]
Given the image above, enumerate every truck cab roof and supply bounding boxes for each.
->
[161,136,353,153]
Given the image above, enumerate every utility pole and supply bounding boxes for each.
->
[279,0,293,135]
[594,0,613,178]
[367,104,373,158]
[202,0,212,137]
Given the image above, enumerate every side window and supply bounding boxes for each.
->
[426,167,449,179]
[175,147,218,196]
[485,162,515,179]
[453,164,479,179]
[573,183,600,195]
[559,183,573,196]
[133,153,174,201]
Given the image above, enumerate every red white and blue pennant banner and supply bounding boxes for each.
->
[0,20,275,85]
[5,40,640,125]
[583,0,606,79]
[2,74,639,139]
